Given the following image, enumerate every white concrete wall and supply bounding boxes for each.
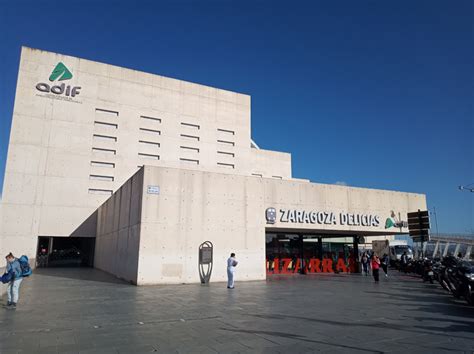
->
[137,166,266,285]
[0,47,291,262]
[128,165,426,285]
[94,169,144,284]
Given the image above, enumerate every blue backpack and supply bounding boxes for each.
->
[18,255,32,277]
[1,269,13,284]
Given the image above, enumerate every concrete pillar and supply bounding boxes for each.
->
[433,241,439,258]
[442,242,450,257]
[454,243,461,258]
[465,245,472,260]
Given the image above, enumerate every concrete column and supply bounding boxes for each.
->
[464,245,472,260]
[454,243,461,258]
[442,242,450,257]
[433,241,439,258]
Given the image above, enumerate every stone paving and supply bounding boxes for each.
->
[1,268,473,353]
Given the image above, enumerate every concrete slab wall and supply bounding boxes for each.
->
[94,169,144,284]
[0,47,291,263]
[133,166,426,285]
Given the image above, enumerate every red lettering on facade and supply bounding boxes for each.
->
[321,259,334,273]
[336,258,348,273]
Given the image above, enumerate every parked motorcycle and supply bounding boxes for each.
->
[449,260,474,305]
[421,258,434,284]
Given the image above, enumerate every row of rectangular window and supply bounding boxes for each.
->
[181,122,200,130]
[89,175,114,182]
[217,151,234,157]
[251,173,283,179]
[95,108,119,116]
[92,147,116,155]
[91,161,115,168]
[180,146,199,152]
[217,162,234,169]
[217,128,235,135]
[94,121,118,129]
[180,158,199,165]
[88,188,113,196]
[140,115,161,122]
[93,134,117,142]
[138,153,160,160]
[139,140,160,147]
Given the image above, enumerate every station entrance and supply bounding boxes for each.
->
[36,236,95,268]
[265,233,360,275]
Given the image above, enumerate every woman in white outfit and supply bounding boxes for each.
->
[227,253,238,289]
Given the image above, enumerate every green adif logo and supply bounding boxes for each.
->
[36,62,81,98]
[49,62,73,81]
[385,211,408,229]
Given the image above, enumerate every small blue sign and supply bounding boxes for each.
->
[147,185,160,195]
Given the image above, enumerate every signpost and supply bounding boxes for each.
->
[198,241,213,284]
[407,210,430,257]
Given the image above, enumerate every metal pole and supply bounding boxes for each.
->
[433,206,439,237]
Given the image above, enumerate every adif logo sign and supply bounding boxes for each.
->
[35,62,81,98]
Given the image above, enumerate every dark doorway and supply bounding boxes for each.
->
[36,236,95,267]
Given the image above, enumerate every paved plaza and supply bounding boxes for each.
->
[1,268,473,354]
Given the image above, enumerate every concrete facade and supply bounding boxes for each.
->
[1,47,427,286]
[0,47,290,260]
[95,165,425,285]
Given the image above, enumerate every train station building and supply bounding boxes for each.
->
[0,47,427,285]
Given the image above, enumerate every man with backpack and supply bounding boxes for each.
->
[4,253,25,309]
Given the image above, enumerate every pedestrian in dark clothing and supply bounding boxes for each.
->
[400,251,408,273]
[361,252,369,276]
[381,253,389,277]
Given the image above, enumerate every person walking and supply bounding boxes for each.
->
[227,253,238,289]
[381,253,389,277]
[400,251,408,273]
[371,254,381,283]
[361,252,370,276]
[5,253,23,309]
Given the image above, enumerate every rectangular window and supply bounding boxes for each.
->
[217,151,235,157]
[217,140,235,146]
[139,128,161,135]
[90,161,115,168]
[93,134,117,142]
[272,176,283,180]
[181,122,200,130]
[140,115,161,122]
[217,128,235,135]
[180,158,199,165]
[95,108,119,116]
[180,146,200,153]
[252,173,263,177]
[181,134,200,141]
[89,175,114,182]
[217,162,235,169]
[94,121,118,129]
[138,153,160,160]
[92,147,116,155]
[88,188,113,195]
[139,140,160,147]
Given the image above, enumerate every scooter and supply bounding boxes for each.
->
[422,258,434,284]
[450,260,474,306]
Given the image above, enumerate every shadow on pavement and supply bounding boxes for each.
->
[32,267,130,285]
[219,327,384,353]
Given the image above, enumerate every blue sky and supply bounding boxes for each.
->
[0,0,472,233]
